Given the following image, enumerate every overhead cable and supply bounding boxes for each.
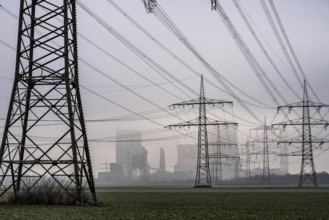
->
[80,58,187,122]
[259,0,304,90]
[215,1,283,106]
[151,3,264,123]
[106,0,274,110]
[233,0,301,100]
[77,0,196,100]
[79,34,187,102]
[269,0,321,102]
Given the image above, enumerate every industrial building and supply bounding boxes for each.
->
[116,128,149,178]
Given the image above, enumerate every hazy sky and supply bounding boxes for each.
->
[0,0,329,176]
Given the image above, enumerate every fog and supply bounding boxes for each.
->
[0,0,329,184]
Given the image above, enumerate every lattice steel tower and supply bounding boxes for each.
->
[249,118,280,185]
[214,128,223,185]
[262,119,270,184]
[167,75,235,188]
[208,127,237,185]
[0,0,96,203]
[273,80,329,187]
[245,140,251,179]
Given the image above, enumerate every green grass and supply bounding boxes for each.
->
[0,188,329,219]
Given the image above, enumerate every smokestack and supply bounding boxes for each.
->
[159,148,166,172]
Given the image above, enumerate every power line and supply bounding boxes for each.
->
[80,58,187,122]
[1,34,188,126]
[79,33,188,102]
[79,33,259,125]
[236,0,292,71]
[214,1,285,106]
[233,0,301,100]
[106,0,274,110]
[259,0,303,89]
[269,0,321,102]
[81,85,200,143]
[76,1,265,129]
[0,3,261,128]
[77,0,196,100]
[147,2,264,123]
[0,37,252,145]
[214,1,303,135]
[82,76,198,89]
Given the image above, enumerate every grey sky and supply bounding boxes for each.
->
[0,0,329,175]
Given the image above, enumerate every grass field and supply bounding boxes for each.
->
[1,186,329,219]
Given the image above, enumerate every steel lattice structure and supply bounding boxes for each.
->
[249,118,280,185]
[0,0,96,203]
[214,137,223,184]
[167,75,236,188]
[245,140,251,179]
[208,151,239,184]
[209,142,238,184]
[273,80,329,187]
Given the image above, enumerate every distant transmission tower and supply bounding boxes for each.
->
[167,75,236,188]
[0,1,96,202]
[208,151,239,184]
[273,80,329,187]
[214,130,223,184]
[245,140,251,179]
[208,127,238,185]
[234,156,240,180]
[249,118,280,185]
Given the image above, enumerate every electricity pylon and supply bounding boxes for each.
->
[208,127,238,184]
[214,136,223,184]
[234,156,240,180]
[208,152,239,184]
[245,140,251,179]
[0,0,96,203]
[249,118,280,185]
[273,80,329,187]
[166,75,236,188]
